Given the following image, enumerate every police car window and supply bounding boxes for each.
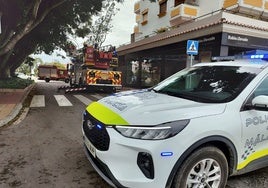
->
[154,66,257,103]
[252,76,268,97]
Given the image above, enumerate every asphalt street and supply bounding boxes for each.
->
[0,81,268,188]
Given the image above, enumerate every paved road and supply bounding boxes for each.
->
[0,81,111,188]
[1,81,268,188]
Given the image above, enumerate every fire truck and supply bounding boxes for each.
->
[67,44,122,93]
[38,65,69,83]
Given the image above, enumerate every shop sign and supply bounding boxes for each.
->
[222,33,268,49]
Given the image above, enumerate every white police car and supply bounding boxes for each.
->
[82,57,268,188]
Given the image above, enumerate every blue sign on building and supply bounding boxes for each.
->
[187,40,199,55]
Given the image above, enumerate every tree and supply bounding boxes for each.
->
[50,61,66,69]
[0,0,122,79]
[85,0,119,47]
[16,57,33,75]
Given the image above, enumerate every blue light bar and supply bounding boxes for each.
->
[212,54,268,61]
[250,55,264,59]
[161,152,173,157]
[96,124,102,130]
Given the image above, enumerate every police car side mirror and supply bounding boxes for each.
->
[251,95,268,111]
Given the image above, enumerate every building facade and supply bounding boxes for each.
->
[118,0,268,88]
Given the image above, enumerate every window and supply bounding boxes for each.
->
[153,66,259,103]
[158,0,167,17]
[244,76,268,109]
[252,76,268,97]
[174,0,184,7]
[141,9,148,25]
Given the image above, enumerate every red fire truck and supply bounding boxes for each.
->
[67,44,122,92]
[38,65,69,83]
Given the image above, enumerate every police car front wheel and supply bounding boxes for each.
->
[172,146,228,188]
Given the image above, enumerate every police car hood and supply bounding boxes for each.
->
[89,90,226,126]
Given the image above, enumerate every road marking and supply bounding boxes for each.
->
[54,95,73,106]
[73,95,93,106]
[91,94,103,100]
[30,95,45,107]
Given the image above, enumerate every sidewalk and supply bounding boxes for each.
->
[0,84,34,127]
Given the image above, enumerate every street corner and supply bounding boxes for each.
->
[0,103,22,128]
[0,82,35,128]
[21,82,36,103]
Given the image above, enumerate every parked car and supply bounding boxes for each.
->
[82,57,268,188]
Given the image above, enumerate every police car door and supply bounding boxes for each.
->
[239,76,268,171]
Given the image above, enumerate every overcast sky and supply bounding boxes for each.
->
[33,1,135,63]
[104,1,136,46]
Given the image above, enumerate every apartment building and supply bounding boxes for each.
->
[117,0,268,88]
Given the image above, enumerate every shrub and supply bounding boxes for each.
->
[0,77,34,89]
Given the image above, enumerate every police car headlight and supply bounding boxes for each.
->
[114,120,190,140]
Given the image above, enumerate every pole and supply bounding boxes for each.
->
[190,55,193,67]
[0,12,2,34]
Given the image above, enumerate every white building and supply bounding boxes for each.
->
[133,0,268,41]
[118,0,268,88]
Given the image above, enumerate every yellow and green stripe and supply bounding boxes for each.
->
[237,148,268,170]
[86,102,129,125]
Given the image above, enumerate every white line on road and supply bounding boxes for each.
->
[54,95,73,106]
[30,95,45,107]
[91,94,103,100]
[73,95,93,106]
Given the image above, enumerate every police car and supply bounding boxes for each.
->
[82,56,268,188]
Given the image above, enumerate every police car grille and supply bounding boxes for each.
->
[83,114,110,151]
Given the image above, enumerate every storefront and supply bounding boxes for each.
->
[118,32,268,88]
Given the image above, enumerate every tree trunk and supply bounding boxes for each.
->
[0,50,13,79]
[0,65,11,79]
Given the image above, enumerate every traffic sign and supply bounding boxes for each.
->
[187,40,199,55]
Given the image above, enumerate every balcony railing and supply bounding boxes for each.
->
[170,4,199,27]
[134,1,140,14]
[222,0,268,18]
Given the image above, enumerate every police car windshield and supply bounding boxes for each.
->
[153,66,260,103]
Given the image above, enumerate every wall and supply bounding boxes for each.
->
[137,0,173,40]
[198,0,221,17]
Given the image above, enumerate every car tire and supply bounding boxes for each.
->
[69,78,73,87]
[65,78,70,83]
[172,146,228,188]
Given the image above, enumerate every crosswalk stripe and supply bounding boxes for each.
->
[91,94,103,100]
[54,95,73,106]
[29,94,104,108]
[73,95,93,106]
[30,95,45,107]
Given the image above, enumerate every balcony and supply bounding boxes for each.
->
[134,25,139,34]
[222,0,268,19]
[170,4,199,27]
[134,1,140,14]
[262,0,268,18]
[136,14,141,23]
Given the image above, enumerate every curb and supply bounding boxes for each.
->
[0,83,35,128]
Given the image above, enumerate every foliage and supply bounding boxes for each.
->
[16,62,32,76]
[154,27,169,34]
[47,62,66,69]
[85,0,120,47]
[0,0,123,79]
[16,57,44,76]
[0,77,34,89]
